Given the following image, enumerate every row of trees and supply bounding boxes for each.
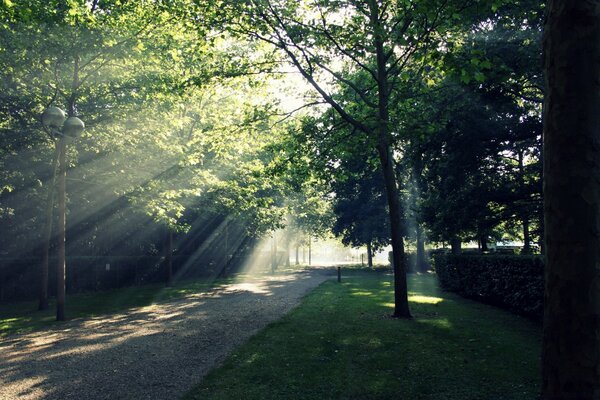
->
[0,1,323,309]
[264,1,543,287]
[1,1,597,397]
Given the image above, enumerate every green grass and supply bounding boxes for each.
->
[0,277,236,338]
[185,271,541,400]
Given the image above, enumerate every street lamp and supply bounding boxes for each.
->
[41,105,84,321]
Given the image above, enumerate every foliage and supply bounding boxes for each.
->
[185,272,540,400]
[433,253,544,319]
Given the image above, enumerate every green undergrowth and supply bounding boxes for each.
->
[185,272,541,400]
[0,276,237,338]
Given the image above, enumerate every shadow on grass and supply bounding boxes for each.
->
[186,271,541,400]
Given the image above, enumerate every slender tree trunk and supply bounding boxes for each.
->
[518,150,532,254]
[56,137,67,322]
[542,2,600,398]
[271,232,277,273]
[308,236,311,266]
[38,144,60,311]
[522,216,531,254]
[366,241,373,268]
[416,225,426,272]
[538,204,545,255]
[165,229,173,286]
[285,234,290,268]
[370,0,410,318]
[480,235,488,252]
[295,243,299,265]
[450,236,461,255]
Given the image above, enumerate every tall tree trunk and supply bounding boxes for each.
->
[538,204,545,255]
[308,236,311,266]
[271,232,277,273]
[56,137,67,322]
[480,235,488,252]
[295,243,299,265]
[416,224,426,272]
[517,150,532,254]
[542,2,600,398]
[450,236,461,255]
[522,216,531,254]
[366,241,373,268]
[165,229,173,286]
[285,234,290,268]
[370,0,410,318]
[38,144,60,311]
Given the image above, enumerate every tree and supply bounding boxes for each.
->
[224,0,501,317]
[541,2,600,398]
[331,162,391,268]
[0,1,288,307]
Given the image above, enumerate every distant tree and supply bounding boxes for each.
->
[331,162,390,268]
[541,2,600,398]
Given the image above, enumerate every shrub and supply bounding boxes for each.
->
[432,254,544,320]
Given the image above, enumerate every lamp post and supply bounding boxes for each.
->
[41,106,84,321]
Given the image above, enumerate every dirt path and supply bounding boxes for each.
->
[0,268,333,400]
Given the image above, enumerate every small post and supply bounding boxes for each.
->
[337,266,341,283]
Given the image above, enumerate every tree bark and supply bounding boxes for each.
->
[38,143,60,311]
[370,0,410,318]
[165,229,173,286]
[56,137,67,321]
[450,236,461,255]
[295,243,299,265]
[522,216,531,254]
[542,2,600,398]
[518,150,532,254]
[416,224,426,272]
[366,241,373,268]
[308,236,311,266]
[480,235,488,252]
[285,234,290,268]
[271,232,277,273]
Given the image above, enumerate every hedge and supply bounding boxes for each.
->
[432,254,544,320]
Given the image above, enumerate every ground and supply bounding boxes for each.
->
[0,269,332,400]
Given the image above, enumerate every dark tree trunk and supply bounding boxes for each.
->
[450,236,461,255]
[480,235,488,252]
[285,234,290,268]
[370,0,410,318]
[366,241,373,268]
[165,229,173,286]
[517,150,532,255]
[39,144,60,311]
[416,224,426,272]
[542,2,600,398]
[56,137,67,322]
[308,236,311,266]
[522,216,531,254]
[271,233,277,273]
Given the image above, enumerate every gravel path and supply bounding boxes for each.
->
[0,268,333,400]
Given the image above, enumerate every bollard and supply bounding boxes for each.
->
[337,266,341,282]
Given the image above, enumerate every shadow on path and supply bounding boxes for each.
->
[0,268,334,400]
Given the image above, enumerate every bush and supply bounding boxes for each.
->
[432,254,544,320]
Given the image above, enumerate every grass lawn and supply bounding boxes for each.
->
[185,271,541,400]
[0,276,237,338]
